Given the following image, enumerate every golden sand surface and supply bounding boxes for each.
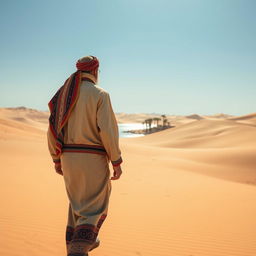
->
[0,107,256,256]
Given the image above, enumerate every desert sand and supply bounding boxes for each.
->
[1,107,256,256]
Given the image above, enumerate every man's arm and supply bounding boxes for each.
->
[96,91,123,179]
[47,127,63,175]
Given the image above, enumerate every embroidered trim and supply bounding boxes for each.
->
[72,224,99,245]
[66,214,107,245]
[111,156,123,166]
[62,144,107,156]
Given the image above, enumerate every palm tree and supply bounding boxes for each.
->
[148,118,153,131]
[154,117,161,127]
[144,119,149,132]
[161,114,166,128]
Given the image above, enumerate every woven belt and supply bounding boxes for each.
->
[62,144,107,155]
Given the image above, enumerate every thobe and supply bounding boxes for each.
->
[47,79,122,255]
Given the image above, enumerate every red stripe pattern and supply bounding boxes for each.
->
[62,144,107,156]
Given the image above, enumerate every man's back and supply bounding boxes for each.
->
[63,80,107,146]
[62,79,122,165]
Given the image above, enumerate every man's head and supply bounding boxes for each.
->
[76,55,99,82]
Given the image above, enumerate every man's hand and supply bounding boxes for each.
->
[55,163,63,176]
[110,165,122,180]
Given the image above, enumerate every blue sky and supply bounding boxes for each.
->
[0,0,255,115]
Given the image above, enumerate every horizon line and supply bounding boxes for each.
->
[1,105,256,117]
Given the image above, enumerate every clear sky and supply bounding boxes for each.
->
[0,0,255,115]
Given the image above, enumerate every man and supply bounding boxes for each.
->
[47,55,123,256]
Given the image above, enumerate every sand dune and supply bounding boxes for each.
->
[0,118,46,140]
[130,118,256,148]
[0,107,49,122]
[1,108,256,256]
[0,107,47,140]
[228,112,256,121]
[185,114,204,120]
[204,113,234,119]
[228,112,256,126]
[126,117,256,185]
[0,107,49,131]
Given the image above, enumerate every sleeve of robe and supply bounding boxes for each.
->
[97,91,123,167]
[47,126,61,164]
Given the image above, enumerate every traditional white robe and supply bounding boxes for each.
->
[47,79,122,255]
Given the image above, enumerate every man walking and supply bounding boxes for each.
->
[47,55,123,256]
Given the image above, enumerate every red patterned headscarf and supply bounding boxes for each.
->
[76,56,99,73]
[48,56,99,159]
